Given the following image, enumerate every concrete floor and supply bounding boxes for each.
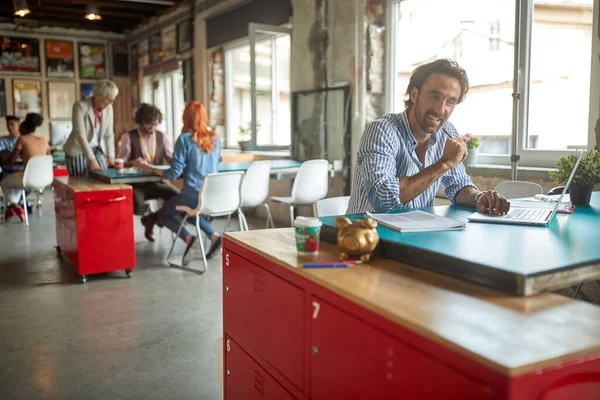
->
[0,193,249,400]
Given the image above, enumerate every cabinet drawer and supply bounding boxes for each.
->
[223,250,304,389]
[225,336,296,400]
[310,297,494,400]
[74,190,135,275]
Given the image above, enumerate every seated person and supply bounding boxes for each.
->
[118,103,179,235]
[346,59,510,215]
[138,102,222,264]
[0,115,22,181]
[1,113,47,222]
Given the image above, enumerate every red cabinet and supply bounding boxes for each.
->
[54,178,135,282]
[309,297,493,400]
[223,250,305,389]
[225,336,297,400]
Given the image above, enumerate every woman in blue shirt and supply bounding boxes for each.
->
[139,102,222,264]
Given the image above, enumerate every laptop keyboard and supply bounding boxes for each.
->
[506,208,551,221]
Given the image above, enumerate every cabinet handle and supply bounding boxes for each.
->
[311,345,318,355]
[84,196,126,204]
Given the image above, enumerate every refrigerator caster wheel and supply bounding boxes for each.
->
[125,269,132,278]
[80,275,87,283]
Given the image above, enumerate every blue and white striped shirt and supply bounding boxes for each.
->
[347,111,475,214]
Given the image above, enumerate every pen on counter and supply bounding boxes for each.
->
[303,263,353,268]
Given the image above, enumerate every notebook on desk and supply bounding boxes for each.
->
[468,150,583,227]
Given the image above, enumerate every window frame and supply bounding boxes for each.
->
[386,0,597,171]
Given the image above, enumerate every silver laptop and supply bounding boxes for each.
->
[468,150,584,227]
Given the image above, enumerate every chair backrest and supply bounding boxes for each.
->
[494,180,543,199]
[22,155,54,189]
[240,160,271,208]
[291,159,329,205]
[313,196,351,217]
[198,171,244,217]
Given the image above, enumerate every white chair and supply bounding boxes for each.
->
[2,155,53,226]
[238,160,275,231]
[494,181,543,199]
[166,171,244,273]
[313,196,351,217]
[271,159,329,226]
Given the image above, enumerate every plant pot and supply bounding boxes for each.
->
[238,140,253,152]
[569,183,593,206]
[464,148,479,166]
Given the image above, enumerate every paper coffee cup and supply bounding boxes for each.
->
[114,158,124,170]
[294,216,323,254]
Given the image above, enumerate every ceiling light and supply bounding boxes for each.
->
[13,0,30,17]
[85,5,102,21]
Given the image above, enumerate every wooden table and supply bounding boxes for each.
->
[90,159,303,184]
[53,177,136,283]
[222,228,600,399]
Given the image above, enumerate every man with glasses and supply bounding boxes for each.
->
[64,79,119,176]
[118,103,178,241]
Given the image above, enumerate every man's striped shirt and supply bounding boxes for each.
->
[347,111,476,214]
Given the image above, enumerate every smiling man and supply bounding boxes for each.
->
[347,58,509,216]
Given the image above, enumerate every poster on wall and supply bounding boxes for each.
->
[13,80,42,118]
[0,79,6,117]
[138,39,149,69]
[161,26,176,60]
[0,36,40,74]
[80,83,94,100]
[131,44,138,74]
[48,81,75,120]
[183,58,194,103]
[46,40,74,78]
[78,43,106,79]
[112,43,129,76]
[177,19,193,53]
[150,33,162,64]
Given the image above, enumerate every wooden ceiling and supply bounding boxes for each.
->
[0,0,180,33]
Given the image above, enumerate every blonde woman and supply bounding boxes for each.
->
[63,79,118,176]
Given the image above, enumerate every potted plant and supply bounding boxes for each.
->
[462,134,482,166]
[549,149,600,206]
[237,121,259,151]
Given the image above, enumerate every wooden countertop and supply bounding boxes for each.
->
[225,228,600,377]
[53,177,131,192]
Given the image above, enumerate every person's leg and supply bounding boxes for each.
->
[157,194,192,242]
[66,154,89,177]
[132,185,148,216]
[142,182,180,203]
[195,215,222,258]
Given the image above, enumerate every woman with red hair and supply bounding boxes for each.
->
[139,102,222,264]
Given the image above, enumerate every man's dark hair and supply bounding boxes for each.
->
[135,103,163,125]
[404,58,470,109]
[20,113,43,135]
[5,115,19,123]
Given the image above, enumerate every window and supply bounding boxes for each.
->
[390,0,594,168]
[224,28,291,150]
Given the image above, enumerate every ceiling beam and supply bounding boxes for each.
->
[38,0,172,12]
[34,6,156,19]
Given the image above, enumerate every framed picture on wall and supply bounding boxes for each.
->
[150,33,162,64]
[46,40,74,78]
[138,39,149,69]
[183,58,194,103]
[80,83,94,100]
[161,25,176,60]
[13,80,42,118]
[0,79,6,117]
[48,81,75,120]
[177,19,193,53]
[0,36,40,74]
[78,42,106,79]
[112,43,129,76]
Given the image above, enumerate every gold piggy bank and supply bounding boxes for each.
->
[335,216,379,263]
